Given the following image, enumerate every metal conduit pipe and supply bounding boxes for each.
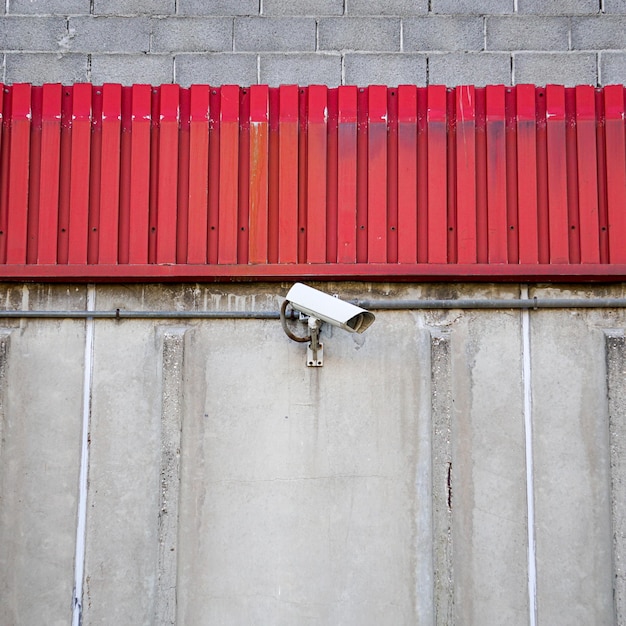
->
[2,297,626,318]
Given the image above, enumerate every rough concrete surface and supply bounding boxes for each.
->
[0,282,624,624]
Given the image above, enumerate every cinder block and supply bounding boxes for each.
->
[513,52,597,86]
[260,52,341,86]
[431,0,513,14]
[571,16,626,49]
[152,17,232,53]
[235,17,316,51]
[67,16,151,53]
[262,0,343,15]
[604,0,626,13]
[486,17,569,51]
[8,0,89,14]
[93,0,174,14]
[91,54,173,85]
[344,53,427,85]
[178,0,259,16]
[518,0,599,14]
[0,16,67,51]
[5,52,88,83]
[318,17,400,51]
[403,17,483,52]
[175,53,258,86]
[428,52,511,86]
[346,0,427,15]
[599,52,626,84]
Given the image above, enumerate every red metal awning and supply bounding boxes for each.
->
[0,82,625,282]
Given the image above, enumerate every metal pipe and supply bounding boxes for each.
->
[357,297,626,310]
[0,310,287,319]
[3,297,626,319]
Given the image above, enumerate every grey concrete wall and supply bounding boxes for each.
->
[0,281,625,624]
[1,1,625,86]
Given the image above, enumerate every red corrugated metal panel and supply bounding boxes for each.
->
[1,83,626,282]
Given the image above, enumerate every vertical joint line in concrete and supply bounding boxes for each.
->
[430,330,454,626]
[514,0,518,12]
[520,285,538,626]
[2,53,6,85]
[426,56,430,86]
[597,53,602,87]
[341,54,345,86]
[483,17,487,52]
[256,54,261,84]
[259,0,263,15]
[87,54,92,82]
[89,0,94,14]
[155,328,187,626]
[315,19,319,52]
[511,54,515,85]
[568,19,572,52]
[605,329,626,624]
[0,330,11,469]
[72,284,96,626]
[400,19,404,52]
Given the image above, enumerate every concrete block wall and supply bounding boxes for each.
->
[0,0,625,86]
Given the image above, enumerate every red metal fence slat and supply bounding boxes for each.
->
[218,85,239,265]
[97,84,122,264]
[545,85,570,264]
[336,86,358,264]
[397,85,417,264]
[156,83,179,264]
[2,82,626,281]
[427,85,447,263]
[485,85,508,263]
[367,85,388,263]
[248,85,269,264]
[127,84,151,264]
[604,85,626,264]
[277,85,299,264]
[306,85,328,263]
[6,84,31,265]
[516,84,539,264]
[186,84,210,264]
[575,85,600,264]
[456,85,477,264]
[37,83,62,264]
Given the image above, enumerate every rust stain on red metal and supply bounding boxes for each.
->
[0,83,624,282]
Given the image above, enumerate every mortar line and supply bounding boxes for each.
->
[521,285,538,626]
[72,284,96,626]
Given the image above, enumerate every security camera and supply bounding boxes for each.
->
[284,282,375,333]
[280,283,375,367]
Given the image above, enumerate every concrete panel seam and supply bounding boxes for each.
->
[520,286,538,626]
[605,329,626,624]
[0,330,10,471]
[72,284,96,626]
[430,329,454,626]
[155,327,188,625]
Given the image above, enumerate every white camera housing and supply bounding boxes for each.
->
[284,283,375,334]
